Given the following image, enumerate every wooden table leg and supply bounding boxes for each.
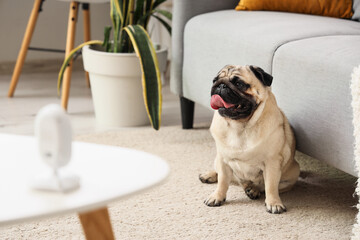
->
[78,207,115,240]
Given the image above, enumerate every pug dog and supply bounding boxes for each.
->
[199,65,300,214]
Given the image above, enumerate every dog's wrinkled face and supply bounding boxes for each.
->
[210,65,273,120]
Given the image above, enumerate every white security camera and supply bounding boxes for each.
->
[35,104,72,169]
[31,104,80,192]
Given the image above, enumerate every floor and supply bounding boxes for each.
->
[0,65,358,240]
[0,69,214,136]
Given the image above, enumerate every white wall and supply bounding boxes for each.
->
[0,0,111,62]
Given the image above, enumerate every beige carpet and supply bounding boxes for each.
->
[0,124,357,240]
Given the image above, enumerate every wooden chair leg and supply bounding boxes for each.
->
[8,0,43,97]
[61,1,79,110]
[78,207,115,240]
[82,3,91,88]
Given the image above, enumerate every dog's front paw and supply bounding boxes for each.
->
[265,199,287,214]
[204,192,226,207]
[199,171,218,184]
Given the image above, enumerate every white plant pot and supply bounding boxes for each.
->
[82,45,168,127]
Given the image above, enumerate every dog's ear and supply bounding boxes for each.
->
[249,65,273,87]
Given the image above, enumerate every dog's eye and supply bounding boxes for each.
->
[231,77,249,90]
[236,82,244,87]
[236,81,249,90]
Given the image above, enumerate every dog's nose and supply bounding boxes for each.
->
[218,83,227,89]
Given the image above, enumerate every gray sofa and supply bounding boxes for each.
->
[170,0,360,176]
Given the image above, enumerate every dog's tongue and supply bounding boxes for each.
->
[210,95,236,110]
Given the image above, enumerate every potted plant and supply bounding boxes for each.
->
[58,0,172,130]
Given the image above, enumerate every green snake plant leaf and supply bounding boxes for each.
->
[123,25,162,130]
[138,9,172,36]
[152,0,167,10]
[112,0,124,23]
[57,40,103,95]
[151,14,171,35]
[153,9,172,21]
[110,0,121,52]
[143,0,153,29]
[124,0,135,26]
[133,0,146,25]
[103,26,112,52]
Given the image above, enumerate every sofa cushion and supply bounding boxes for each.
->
[183,10,360,106]
[235,0,353,19]
[271,35,360,175]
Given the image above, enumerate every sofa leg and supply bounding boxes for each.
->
[180,97,195,129]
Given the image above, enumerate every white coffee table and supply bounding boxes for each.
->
[0,134,169,240]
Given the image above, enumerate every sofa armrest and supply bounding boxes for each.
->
[170,0,239,96]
